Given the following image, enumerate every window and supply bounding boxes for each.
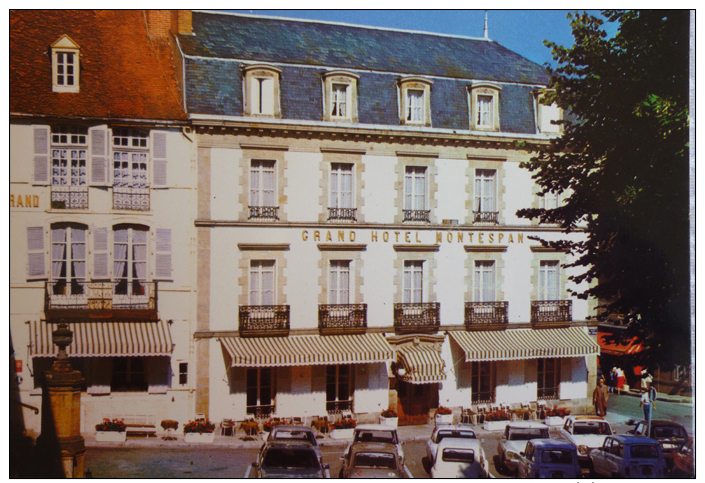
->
[477,95,493,127]
[407,89,424,123]
[323,71,358,122]
[403,261,423,303]
[179,362,188,385]
[469,84,501,131]
[326,365,352,412]
[249,260,275,305]
[473,261,495,302]
[537,358,559,399]
[50,225,86,297]
[112,357,147,392]
[329,261,350,304]
[113,225,148,296]
[332,84,349,118]
[329,163,355,220]
[473,169,497,223]
[539,191,560,211]
[112,129,149,211]
[404,166,429,222]
[51,35,80,93]
[247,367,274,415]
[243,65,281,117]
[398,77,432,126]
[536,92,562,134]
[249,160,277,219]
[472,361,495,403]
[538,261,560,300]
[50,126,88,209]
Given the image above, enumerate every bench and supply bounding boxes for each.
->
[115,415,157,437]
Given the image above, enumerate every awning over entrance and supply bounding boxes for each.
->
[450,327,600,362]
[219,333,393,367]
[598,333,643,355]
[397,344,447,384]
[28,320,174,357]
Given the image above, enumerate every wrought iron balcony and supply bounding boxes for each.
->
[393,302,440,334]
[248,206,279,220]
[113,186,150,211]
[326,399,353,414]
[328,207,357,222]
[465,301,509,329]
[531,300,573,325]
[51,185,88,209]
[239,305,290,337]
[403,209,431,223]
[44,281,158,321]
[319,304,367,335]
[473,211,499,224]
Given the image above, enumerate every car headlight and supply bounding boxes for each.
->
[506,451,519,461]
[577,445,589,455]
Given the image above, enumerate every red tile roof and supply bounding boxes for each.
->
[10,10,187,121]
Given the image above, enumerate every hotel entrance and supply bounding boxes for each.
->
[396,380,438,426]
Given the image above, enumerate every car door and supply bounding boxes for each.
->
[519,442,534,478]
[592,438,610,476]
[603,438,622,476]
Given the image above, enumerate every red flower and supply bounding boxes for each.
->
[435,406,453,416]
[381,407,397,418]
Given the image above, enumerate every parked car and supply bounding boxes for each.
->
[344,424,403,463]
[516,438,582,479]
[426,424,477,464]
[251,441,330,478]
[671,437,694,478]
[340,442,406,478]
[497,422,550,474]
[589,435,666,478]
[559,415,613,465]
[628,419,689,469]
[429,437,489,478]
[262,425,321,462]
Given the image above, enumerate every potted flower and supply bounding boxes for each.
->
[434,406,454,425]
[380,407,398,428]
[329,417,357,440]
[261,418,283,440]
[482,410,511,431]
[183,418,216,443]
[545,407,571,426]
[95,418,127,443]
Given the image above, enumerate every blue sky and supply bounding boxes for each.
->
[226,10,618,68]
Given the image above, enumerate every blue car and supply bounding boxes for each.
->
[517,439,582,478]
[589,434,666,478]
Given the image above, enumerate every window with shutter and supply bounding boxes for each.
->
[51,126,88,208]
[155,228,172,280]
[50,224,87,298]
[33,125,50,186]
[92,227,110,280]
[113,225,148,296]
[112,129,149,211]
[404,166,427,211]
[151,131,168,188]
[538,261,560,300]
[27,226,47,279]
[250,260,275,305]
[329,260,350,304]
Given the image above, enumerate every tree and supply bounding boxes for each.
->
[518,10,691,369]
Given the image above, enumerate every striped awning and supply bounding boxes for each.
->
[219,333,393,367]
[28,320,174,357]
[450,327,600,362]
[397,344,447,384]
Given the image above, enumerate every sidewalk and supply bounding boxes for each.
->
[616,387,692,404]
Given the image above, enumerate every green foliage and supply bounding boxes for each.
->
[519,10,690,368]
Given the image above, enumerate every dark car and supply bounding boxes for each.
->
[262,425,322,462]
[251,441,330,478]
[340,442,406,478]
[629,419,688,469]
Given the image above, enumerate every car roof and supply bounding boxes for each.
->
[264,441,315,450]
[530,438,577,450]
[506,421,549,429]
[609,435,662,445]
[434,423,475,431]
[355,424,398,431]
[351,442,399,454]
[271,425,315,433]
[437,437,483,450]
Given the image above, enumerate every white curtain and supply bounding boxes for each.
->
[263,163,275,207]
[113,243,128,279]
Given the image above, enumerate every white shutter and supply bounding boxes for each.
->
[154,228,172,280]
[92,227,110,280]
[151,131,168,188]
[32,125,50,185]
[88,125,109,186]
[261,77,274,115]
[27,226,47,279]
[250,77,261,114]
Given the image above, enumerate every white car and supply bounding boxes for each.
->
[425,424,477,464]
[497,422,550,474]
[430,437,489,478]
[560,416,613,464]
[343,424,404,464]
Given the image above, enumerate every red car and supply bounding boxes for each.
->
[671,437,694,478]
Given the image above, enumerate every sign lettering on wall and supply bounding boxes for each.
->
[302,229,524,244]
[10,194,40,208]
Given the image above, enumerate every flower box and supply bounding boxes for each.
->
[184,432,215,443]
[483,420,509,432]
[95,431,127,443]
[435,414,454,425]
[545,416,565,426]
[329,428,355,440]
[379,416,398,428]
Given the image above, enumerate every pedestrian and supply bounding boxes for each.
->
[615,366,625,395]
[593,378,608,416]
[640,384,656,420]
[610,367,618,393]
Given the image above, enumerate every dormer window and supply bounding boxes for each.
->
[243,65,282,117]
[322,71,358,122]
[535,91,563,134]
[398,77,433,127]
[469,83,501,131]
[51,35,80,93]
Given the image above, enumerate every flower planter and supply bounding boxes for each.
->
[95,431,127,443]
[483,420,509,432]
[329,428,355,440]
[545,416,565,426]
[379,416,398,428]
[435,414,454,425]
[184,432,215,443]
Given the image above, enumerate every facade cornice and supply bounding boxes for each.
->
[195,220,575,232]
[10,112,189,127]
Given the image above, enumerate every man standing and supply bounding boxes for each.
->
[593,378,608,416]
[640,384,657,421]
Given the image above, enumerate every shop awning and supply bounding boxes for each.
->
[219,333,393,367]
[28,320,174,357]
[450,327,600,362]
[397,344,447,384]
[598,333,643,355]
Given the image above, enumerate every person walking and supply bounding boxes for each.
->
[640,384,657,421]
[615,366,625,395]
[593,378,608,416]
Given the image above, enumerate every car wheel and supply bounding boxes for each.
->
[338,468,345,479]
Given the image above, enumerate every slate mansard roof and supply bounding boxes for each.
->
[180,11,551,134]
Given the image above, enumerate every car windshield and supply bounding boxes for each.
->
[441,448,475,463]
[573,422,611,435]
[354,430,397,445]
[508,428,549,440]
[261,448,320,470]
[437,430,476,442]
[653,426,687,439]
[541,450,574,464]
[630,445,661,459]
[353,452,397,469]
[271,429,317,446]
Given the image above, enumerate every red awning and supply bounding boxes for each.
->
[598,333,643,356]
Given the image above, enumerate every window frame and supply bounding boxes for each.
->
[51,35,80,93]
[471,360,496,403]
[474,169,497,214]
[242,65,282,118]
[329,260,351,305]
[473,260,496,302]
[402,260,424,304]
[249,160,277,208]
[469,83,501,131]
[404,166,428,211]
[247,367,275,415]
[329,163,355,210]
[326,364,352,411]
[112,224,149,296]
[537,358,560,399]
[322,71,359,122]
[111,357,148,392]
[112,128,150,190]
[249,259,276,306]
[50,224,87,296]
[538,260,560,300]
[535,90,563,134]
[398,77,433,127]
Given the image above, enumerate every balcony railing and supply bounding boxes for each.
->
[239,305,290,337]
[403,209,431,223]
[465,301,508,329]
[328,207,357,222]
[51,185,88,209]
[247,404,275,419]
[326,399,353,414]
[113,187,150,211]
[531,300,573,325]
[248,206,279,220]
[44,281,157,321]
[473,211,499,224]
[393,302,440,334]
[319,304,367,335]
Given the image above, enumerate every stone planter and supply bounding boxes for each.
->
[483,420,510,432]
[379,416,398,428]
[435,414,453,425]
[95,431,127,443]
[184,432,215,443]
[329,428,355,440]
[545,416,565,426]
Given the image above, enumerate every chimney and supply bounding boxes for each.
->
[177,10,193,35]
[146,10,192,39]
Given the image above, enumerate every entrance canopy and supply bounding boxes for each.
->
[219,333,393,367]
[450,327,599,362]
[29,319,174,357]
[397,343,447,384]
